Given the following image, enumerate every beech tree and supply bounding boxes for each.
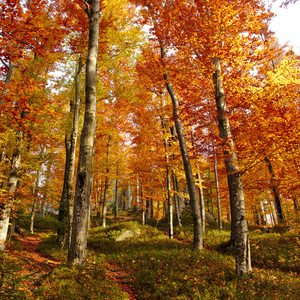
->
[57,56,83,249]
[68,0,100,265]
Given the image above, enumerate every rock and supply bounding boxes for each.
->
[115,229,141,241]
[205,212,216,224]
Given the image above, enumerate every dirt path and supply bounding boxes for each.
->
[8,233,60,296]
[106,261,138,300]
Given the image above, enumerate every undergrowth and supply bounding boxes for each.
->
[1,212,300,299]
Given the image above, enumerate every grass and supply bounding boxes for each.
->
[1,211,300,299]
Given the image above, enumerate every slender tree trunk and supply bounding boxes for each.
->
[67,57,82,248]
[7,218,16,242]
[141,185,146,225]
[114,171,119,219]
[30,168,41,234]
[191,132,205,233]
[58,57,82,248]
[41,164,50,217]
[161,117,173,238]
[68,0,100,266]
[136,174,140,212]
[102,134,112,228]
[128,182,131,211]
[0,62,17,251]
[213,57,251,276]
[264,156,284,223]
[160,44,202,250]
[101,178,109,227]
[163,201,169,228]
[208,167,214,216]
[150,198,154,219]
[0,130,22,251]
[40,195,46,217]
[58,137,71,246]
[196,170,205,233]
[172,171,182,227]
[214,151,222,229]
[30,201,36,234]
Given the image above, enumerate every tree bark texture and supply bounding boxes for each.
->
[0,130,23,251]
[68,0,100,266]
[214,151,222,230]
[172,171,182,227]
[213,57,251,275]
[264,156,285,223]
[208,167,214,216]
[30,168,41,234]
[191,132,205,234]
[114,179,119,218]
[161,117,174,238]
[196,169,205,234]
[58,57,82,249]
[141,185,146,225]
[160,44,203,251]
[102,134,112,228]
[128,182,132,211]
[0,62,17,250]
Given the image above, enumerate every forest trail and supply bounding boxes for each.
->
[9,232,139,299]
[105,215,138,299]
[106,261,138,300]
[9,233,61,295]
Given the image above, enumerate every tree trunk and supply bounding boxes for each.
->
[114,176,119,219]
[7,218,16,242]
[0,130,22,251]
[58,57,82,248]
[0,62,17,251]
[196,169,205,233]
[128,182,131,212]
[208,167,214,216]
[161,117,173,238]
[264,156,284,223]
[102,134,112,228]
[141,185,145,225]
[214,151,222,229]
[191,132,205,233]
[136,174,140,212]
[30,201,36,234]
[30,168,41,234]
[161,44,203,251]
[213,57,251,276]
[172,171,182,227]
[101,177,109,227]
[68,0,100,266]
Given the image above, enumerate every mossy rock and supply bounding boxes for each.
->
[109,229,141,241]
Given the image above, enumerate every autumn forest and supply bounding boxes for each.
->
[1,0,300,298]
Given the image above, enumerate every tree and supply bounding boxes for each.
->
[58,56,83,249]
[68,0,100,266]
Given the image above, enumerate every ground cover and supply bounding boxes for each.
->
[1,212,299,299]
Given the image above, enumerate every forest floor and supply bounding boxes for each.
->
[1,213,300,299]
[3,233,60,298]
[3,231,138,300]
